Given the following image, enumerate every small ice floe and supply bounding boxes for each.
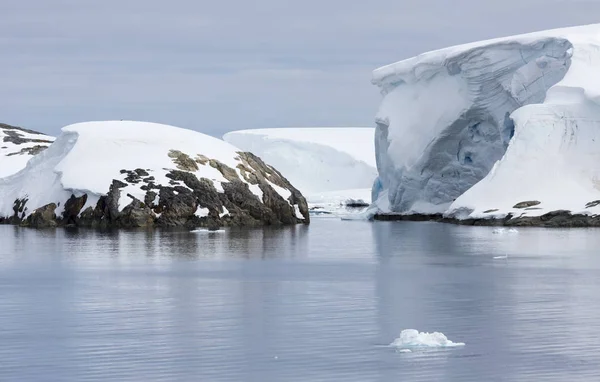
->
[493,255,509,260]
[492,228,519,234]
[398,349,412,353]
[190,229,225,233]
[390,329,465,350]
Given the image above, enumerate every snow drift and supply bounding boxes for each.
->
[223,128,377,194]
[372,23,600,219]
[0,123,54,178]
[0,121,308,228]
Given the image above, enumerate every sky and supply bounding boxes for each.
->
[2,0,600,137]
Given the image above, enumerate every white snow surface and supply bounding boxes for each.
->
[390,329,465,349]
[0,126,55,178]
[372,23,600,218]
[0,121,294,218]
[223,128,377,194]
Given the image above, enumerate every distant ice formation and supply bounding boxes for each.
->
[390,329,465,349]
[372,23,600,220]
[223,128,377,194]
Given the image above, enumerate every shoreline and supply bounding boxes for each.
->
[373,210,600,228]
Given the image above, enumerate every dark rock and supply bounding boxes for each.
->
[144,191,158,208]
[586,200,600,208]
[483,209,499,213]
[156,186,198,227]
[6,145,49,156]
[134,168,150,177]
[513,200,541,209]
[119,197,155,227]
[62,194,88,225]
[24,203,57,228]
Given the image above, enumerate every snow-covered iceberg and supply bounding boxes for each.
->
[372,23,600,220]
[0,123,54,178]
[223,128,377,194]
[0,121,309,228]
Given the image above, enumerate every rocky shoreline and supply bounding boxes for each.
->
[374,210,600,228]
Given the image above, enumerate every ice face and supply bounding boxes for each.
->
[373,37,573,214]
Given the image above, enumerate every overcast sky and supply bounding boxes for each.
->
[2,0,600,137]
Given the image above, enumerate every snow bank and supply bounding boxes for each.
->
[372,23,600,217]
[0,124,54,178]
[223,128,377,194]
[390,329,465,349]
[0,121,306,222]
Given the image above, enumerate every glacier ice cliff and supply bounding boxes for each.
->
[372,23,600,224]
[372,28,579,214]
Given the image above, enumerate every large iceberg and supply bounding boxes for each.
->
[224,128,377,217]
[223,128,377,194]
[372,23,600,218]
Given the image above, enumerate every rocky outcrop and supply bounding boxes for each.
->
[23,203,57,228]
[1,149,309,230]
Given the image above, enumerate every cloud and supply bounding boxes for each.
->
[1,0,600,136]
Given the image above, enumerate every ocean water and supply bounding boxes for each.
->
[2,219,600,381]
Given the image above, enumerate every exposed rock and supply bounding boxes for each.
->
[483,209,499,213]
[155,185,198,227]
[513,200,541,209]
[62,194,88,225]
[144,190,158,208]
[24,203,57,228]
[586,200,600,208]
[169,150,199,171]
[119,196,155,227]
[209,159,239,182]
[6,145,49,156]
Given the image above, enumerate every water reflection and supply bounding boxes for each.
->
[2,221,600,381]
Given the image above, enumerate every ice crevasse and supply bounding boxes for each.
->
[372,23,600,219]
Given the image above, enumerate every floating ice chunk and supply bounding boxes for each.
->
[493,228,519,234]
[398,349,412,353]
[493,255,509,260]
[390,329,465,349]
[190,229,225,233]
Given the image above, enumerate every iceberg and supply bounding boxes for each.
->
[223,128,377,194]
[0,121,309,228]
[0,123,54,178]
[390,329,465,349]
[372,23,600,220]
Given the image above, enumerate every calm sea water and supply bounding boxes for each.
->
[2,219,600,381]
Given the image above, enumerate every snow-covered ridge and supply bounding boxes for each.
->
[0,123,54,178]
[223,128,377,194]
[372,23,600,220]
[0,121,308,228]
